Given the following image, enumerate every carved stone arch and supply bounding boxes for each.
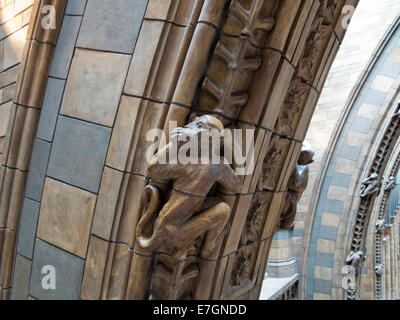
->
[363,135,400,299]
[303,12,400,300]
[345,98,400,300]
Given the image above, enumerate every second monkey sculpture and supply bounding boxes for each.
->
[136,115,241,259]
[279,145,314,230]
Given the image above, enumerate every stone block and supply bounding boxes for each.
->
[37,178,96,258]
[36,78,65,142]
[47,116,111,193]
[318,225,338,241]
[17,198,40,259]
[25,139,51,202]
[77,0,147,54]
[3,26,28,70]
[0,101,12,136]
[327,185,347,202]
[370,74,394,92]
[314,266,332,282]
[30,239,85,300]
[316,239,335,254]
[350,117,373,134]
[60,49,130,127]
[49,15,82,79]
[331,172,352,188]
[11,254,31,300]
[315,253,334,268]
[378,60,400,79]
[314,279,332,294]
[321,212,340,228]
[357,103,380,120]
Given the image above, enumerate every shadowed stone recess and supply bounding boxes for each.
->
[30,239,85,300]
[17,198,40,259]
[47,116,111,193]
[77,0,148,54]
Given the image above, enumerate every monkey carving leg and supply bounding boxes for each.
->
[171,202,231,258]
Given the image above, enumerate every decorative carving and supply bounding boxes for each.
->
[278,78,310,137]
[231,187,267,287]
[384,176,396,191]
[375,264,384,276]
[262,136,291,191]
[298,0,338,81]
[136,115,240,299]
[360,173,380,198]
[279,145,314,230]
[197,0,278,123]
[277,0,338,140]
[345,251,365,269]
[375,219,386,233]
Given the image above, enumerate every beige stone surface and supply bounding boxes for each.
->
[124,20,164,98]
[0,101,12,136]
[91,167,124,241]
[321,212,340,228]
[314,266,333,281]
[335,158,356,175]
[313,292,331,300]
[3,25,28,69]
[81,235,109,300]
[124,20,186,102]
[145,0,196,25]
[106,96,140,171]
[60,48,130,127]
[316,239,335,254]
[370,75,395,92]
[345,131,368,147]
[327,185,348,202]
[357,103,380,119]
[37,178,97,258]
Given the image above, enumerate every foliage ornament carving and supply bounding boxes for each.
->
[231,184,267,287]
[198,0,278,123]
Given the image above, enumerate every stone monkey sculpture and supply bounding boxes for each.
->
[279,145,314,230]
[360,173,380,198]
[345,251,365,268]
[136,115,240,259]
